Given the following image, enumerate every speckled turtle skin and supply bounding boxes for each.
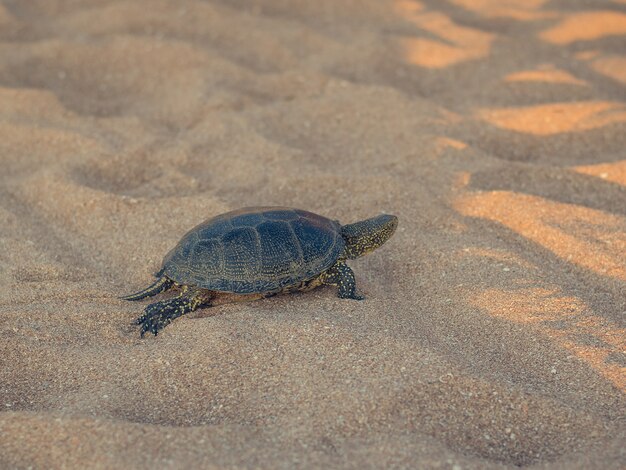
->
[121,207,398,336]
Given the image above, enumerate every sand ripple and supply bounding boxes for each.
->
[0,0,624,468]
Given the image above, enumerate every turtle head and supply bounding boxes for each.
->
[341,214,398,259]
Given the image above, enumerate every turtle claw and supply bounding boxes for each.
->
[136,311,166,337]
[339,292,365,301]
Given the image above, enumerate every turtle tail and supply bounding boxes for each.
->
[120,277,174,301]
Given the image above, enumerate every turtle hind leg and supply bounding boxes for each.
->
[120,277,174,301]
[135,287,212,337]
[320,261,364,301]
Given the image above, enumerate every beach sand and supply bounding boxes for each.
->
[0,0,624,468]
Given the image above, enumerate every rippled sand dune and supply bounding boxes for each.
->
[0,1,624,468]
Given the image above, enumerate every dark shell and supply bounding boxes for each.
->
[161,207,345,294]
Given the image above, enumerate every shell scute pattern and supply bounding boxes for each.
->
[291,217,335,265]
[257,220,302,277]
[230,213,266,227]
[162,208,345,294]
[263,209,300,221]
[197,218,233,240]
[222,226,261,279]
[191,239,223,274]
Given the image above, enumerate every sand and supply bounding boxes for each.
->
[0,0,625,468]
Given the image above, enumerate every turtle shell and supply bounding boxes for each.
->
[160,207,345,294]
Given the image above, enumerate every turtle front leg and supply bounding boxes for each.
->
[320,261,364,300]
[135,287,213,337]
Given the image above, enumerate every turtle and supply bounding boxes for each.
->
[121,207,398,336]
